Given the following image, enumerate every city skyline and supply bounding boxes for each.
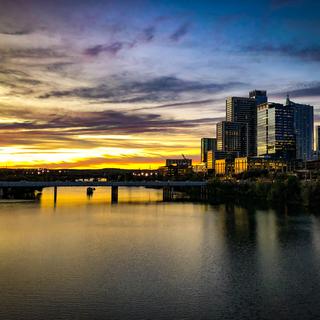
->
[0,0,320,169]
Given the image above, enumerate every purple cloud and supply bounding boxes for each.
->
[84,42,123,57]
[170,22,191,42]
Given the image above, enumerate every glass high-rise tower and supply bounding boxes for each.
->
[257,102,296,160]
[226,90,267,156]
[216,121,247,156]
[286,96,314,160]
[201,138,216,163]
[316,126,320,157]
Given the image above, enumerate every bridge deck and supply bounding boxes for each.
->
[0,181,207,188]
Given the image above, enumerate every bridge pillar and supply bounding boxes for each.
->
[111,186,118,203]
[163,187,173,201]
[200,185,208,200]
[53,186,57,204]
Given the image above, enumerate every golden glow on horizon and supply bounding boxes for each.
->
[0,144,200,169]
[0,83,206,169]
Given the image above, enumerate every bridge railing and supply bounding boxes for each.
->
[0,180,207,188]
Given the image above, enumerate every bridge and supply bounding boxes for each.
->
[0,180,208,203]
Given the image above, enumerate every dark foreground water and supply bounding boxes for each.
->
[1,187,320,320]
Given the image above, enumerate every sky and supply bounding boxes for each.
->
[0,0,319,169]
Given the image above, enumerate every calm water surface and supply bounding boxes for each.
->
[1,187,320,319]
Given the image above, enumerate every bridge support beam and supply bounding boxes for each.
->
[111,186,118,203]
[200,185,208,201]
[53,186,58,204]
[163,187,174,201]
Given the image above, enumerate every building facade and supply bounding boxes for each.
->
[165,159,192,167]
[234,157,287,174]
[226,90,267,156]
[257,102,296,160]
[316,126,320,157]
[160,158,193,177]
[286,97,314,160]
[249,90,268,106]
[201,138,217,163]
[216,121,247,156]
[207,150,214,170]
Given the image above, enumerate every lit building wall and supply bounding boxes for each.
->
[207,150,214,170]
[166,159,192,167]
[201,138,217,163]
[316,126,320,156]
[286,97,314,160]
[234,157,248,174]
[257,102,296,160]
[215,159,226,175]
[216,121,247,156]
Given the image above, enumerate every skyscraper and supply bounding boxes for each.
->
[201,138,217,163]
[216,121,247,156]
[257,102,296,160]
[226,91,267,156]
[286,96,314,160]
[316,126,320,156]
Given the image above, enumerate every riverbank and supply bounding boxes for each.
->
[186,176,320,211]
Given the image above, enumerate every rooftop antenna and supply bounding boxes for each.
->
[286,93,290,106]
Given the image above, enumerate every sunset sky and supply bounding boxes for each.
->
[0,0,319,169]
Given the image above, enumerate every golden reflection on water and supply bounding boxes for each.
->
[40,187,164,208]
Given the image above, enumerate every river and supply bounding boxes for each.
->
[0,187,320,319]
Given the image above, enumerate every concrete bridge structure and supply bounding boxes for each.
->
[0,180,208,203]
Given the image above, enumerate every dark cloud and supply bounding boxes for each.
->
[132,99,219,111]
[0,29,33,35]
[83,26,156,57]
[270,0,303,9]
[39,76,245,102]
[170,22,191,42]
[46,62,75,72]
[279,83,320,98]
[0,68,41,90]
[142,26,155,42]
[0,107,216,136]
[0,47,66,60]
[84,42,124,57]
[245,44,320,62]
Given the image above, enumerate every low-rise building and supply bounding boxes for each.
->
[215,159,227,175]
[207,150,214,170]
[166,158,192,167]
[159,158,193,177]
[193,164,207,174]
[234,157,288,174]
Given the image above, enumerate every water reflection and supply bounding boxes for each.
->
[0,188,320,319]
[41,186,163,208]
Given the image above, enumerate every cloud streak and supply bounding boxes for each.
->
[0,29,33,35]
[0,107,217,135]
[84,42,124,57]
[279,82,320,97]
[245,44,320,62]
[83,25,156,57]
[170,22,191,42]
[39,76,245,102]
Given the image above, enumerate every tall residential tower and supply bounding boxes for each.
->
[286,96,314,160]
[226,90,267,156]
[257,102,296,160]
[201,138,217,163]
[316,126,320,157]
[216,121,247,156]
